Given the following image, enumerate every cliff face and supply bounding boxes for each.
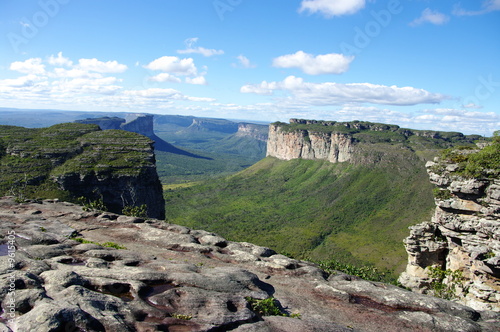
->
[399,145,500,311]
[0,124,165,219]
[266,119,481,165]
[75,117,125,130]
[235,123,268,142]
[52,129,165,219]
[266,124,353,163]
[188,118,239,133]
[122,114,155,137]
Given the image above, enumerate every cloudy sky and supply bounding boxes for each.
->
[0,0,499,135]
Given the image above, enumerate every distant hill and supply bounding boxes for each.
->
[0,109,269,183]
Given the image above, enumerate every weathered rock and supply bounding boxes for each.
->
[400,146,500,312]
[266,124,353,163]
[1,196,499,331]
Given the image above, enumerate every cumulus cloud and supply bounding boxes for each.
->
[272,51,354,75]
[48,52,73,67]
[144,56,198,76]
[453,0,500,16]
[149,73,182,83]
[0,53,216,113]
[10,58,46,75]
[185,76,207,85]
[77,58,128,73]
[410,8,450,26]
[299,0,365,17]
[177,37,224,57]
[241,75,447,106]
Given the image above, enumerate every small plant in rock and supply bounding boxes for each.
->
[428,266,466,300]
[245,297,300,318]
[122,204,148,218]
[171,313,192,320]
[102,241,127,250]
[77,196,106,212]
[432,188,452,200]
[71,237,126,250]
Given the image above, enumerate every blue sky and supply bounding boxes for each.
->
[0,0,499,135]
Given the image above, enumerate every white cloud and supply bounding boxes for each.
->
[0,53,216,113]
[410,8,450,26]
[48,52,73,67]
[177,37,224,57]
[233,55,256,68]
[144,56,198,76]
[0,74,43,88]
[77,58,128,73]
[272,51,354,75]
[52,68,102,79]
[178,47,224,57]
[453,0,500,16]
[299,0,365,17]
[241,76,447,106]
[10,58,46,75]
[124,88,182,99]
[185,76,207,85]
[149,73,182,83]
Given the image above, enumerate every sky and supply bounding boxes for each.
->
[0,0,499,135]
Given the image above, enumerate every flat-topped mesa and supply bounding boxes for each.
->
[267,119,482,164]
[267,123,353,163]
[399,144,500,311]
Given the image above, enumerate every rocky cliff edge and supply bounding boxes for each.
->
[399,144,500,312]
[1,197,499,331]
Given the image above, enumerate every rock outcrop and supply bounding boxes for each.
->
[267,119,481,164]
[0,124,165,219]
[235,123,268,142]
[1,197,499,331]
[399,145,500,312]
[266,124,353,163]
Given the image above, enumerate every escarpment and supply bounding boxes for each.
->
[0,123,165,219]
[399,144,500,311]
[267,119,482,164]
[267,124,353,163]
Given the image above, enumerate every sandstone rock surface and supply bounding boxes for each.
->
[399,149,500,312]
[1,197,499,331]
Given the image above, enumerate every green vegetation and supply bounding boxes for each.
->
[164,149,436,276]
[245,297,300,318]
[428,266,466,300]
[433,188,452,200]
[317,259,398,285]
[170,314,192,320]
[0,124,157,212]
[71,237,126,249]
[77,196,106,212]
[438,137,500,178]
[274,120,481,147]
[122,204,148,218]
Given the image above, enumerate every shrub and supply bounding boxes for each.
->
[77,196,106,212]
[122,204,148,218]
[427,266,466,300]
[433,188,452,200]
